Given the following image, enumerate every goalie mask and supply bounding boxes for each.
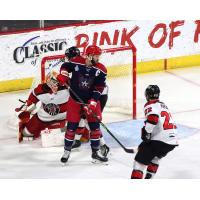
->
[65,46,80,60]
[46,71,59,93]
[145,85,160,101]
[85,45,102,65]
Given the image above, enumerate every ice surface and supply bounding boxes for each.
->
[1,66,200,178]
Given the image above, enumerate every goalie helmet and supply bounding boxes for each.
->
[65,46,80,60]
[85,45,102,56]
[145,85,160,101]
[46,71,59,92]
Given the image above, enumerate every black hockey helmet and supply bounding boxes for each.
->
[145,85,160,101]
[65,46,80,60]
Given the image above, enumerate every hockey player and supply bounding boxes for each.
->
[72,85,109,157]
[63,46,110,157]
[17,71,69,142]
[131,85,178,179]
[57,45,108,164]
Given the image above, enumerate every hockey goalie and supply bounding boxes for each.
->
[17,71,69,144]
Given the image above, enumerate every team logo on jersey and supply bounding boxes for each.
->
[43,103,60,116]
[75,65,79,71]
[95,69,100,77]
[78,74,94,90]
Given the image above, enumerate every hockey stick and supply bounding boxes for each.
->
[68,87,134,154]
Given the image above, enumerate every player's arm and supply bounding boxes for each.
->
[92,64,107,101]
[142,106,159,142]
[84,65,107,115]
[27,83,47,105]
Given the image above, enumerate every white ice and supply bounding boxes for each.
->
[0,66,200,178]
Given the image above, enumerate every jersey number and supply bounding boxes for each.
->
[161,111,175,130]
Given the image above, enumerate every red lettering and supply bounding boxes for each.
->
[194,20,200,43]
[99,31,112,46]
[75,34,89,52]
[113,30,120,45]
[92,32,98,46]
[121,26,139,46]
[148,23,167,48]
[169,20,184,49]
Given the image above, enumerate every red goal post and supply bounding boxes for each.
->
[41,46,137,119]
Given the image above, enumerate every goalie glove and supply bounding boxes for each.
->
[141,126,151,143]
[83,99,97,115]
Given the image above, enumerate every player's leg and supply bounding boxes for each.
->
[99,132,110,157]
[131,142,155,179]
[98,95,110,157]
[61,97,81,163]
[145,141,177,178]
[145,157,160,179]
[87,102,108,162]
[21,114,47,139]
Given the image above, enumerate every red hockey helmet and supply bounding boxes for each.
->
[85,45,102,56]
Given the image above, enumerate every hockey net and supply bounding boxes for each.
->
[40,46,137,119]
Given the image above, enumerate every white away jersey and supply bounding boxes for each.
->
[143,100,178,145]
[28,84,69,122]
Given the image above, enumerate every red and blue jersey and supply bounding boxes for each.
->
[60,56,107,103]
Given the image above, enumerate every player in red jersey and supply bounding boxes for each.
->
[58,45,108,164]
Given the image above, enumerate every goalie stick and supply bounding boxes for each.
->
[68,86,134,154]
[15,99,26,112]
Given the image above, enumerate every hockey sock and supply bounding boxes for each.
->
[145,162,159,179]
[131,161,146,179]
[64,130,75,151]
[90,130,101,152]
[131,170,143,179]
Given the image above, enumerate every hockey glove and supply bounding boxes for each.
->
[83,99,97,115]
[141,126,151,142]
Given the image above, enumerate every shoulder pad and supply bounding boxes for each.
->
[144,99,159,108]
[70,56,86,65]
[95,62,107,73]
[34,84,48,95]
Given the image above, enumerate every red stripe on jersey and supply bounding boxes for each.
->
[28,93,39,104]
[147,114,159,124]
[33,84,46,96]
[144,99,159,107]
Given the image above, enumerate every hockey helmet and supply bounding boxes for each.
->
[46,71,59,90]
[85,45,102,56]
[65,46,80,60]
[145,85,160,101]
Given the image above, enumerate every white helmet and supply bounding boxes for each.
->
[46,71,59,91]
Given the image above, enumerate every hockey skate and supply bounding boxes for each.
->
[60,150,71,165]
[92,150,108,164]
[100,144,110,157]
[72,140,81,149]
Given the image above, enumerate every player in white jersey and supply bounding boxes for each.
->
[17,71,69,142]
[131,85,178,179]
